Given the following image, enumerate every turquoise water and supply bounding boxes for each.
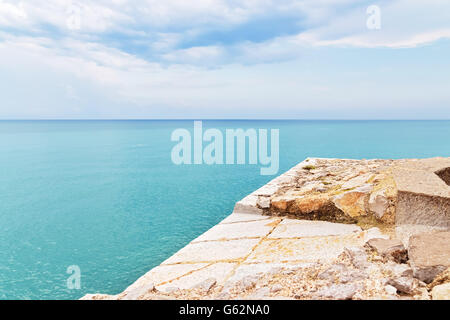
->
[0,120,449,300]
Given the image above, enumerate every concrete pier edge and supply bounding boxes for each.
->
[82,157,450,300]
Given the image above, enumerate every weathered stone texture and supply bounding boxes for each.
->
[428,267,450,290]
[369,189,389,219]
[431,283,450,300]
[162,238,260,264]
[268,219,361,239]
[393,158,450,228]
[366,238,407,263]
[436,167,450,186]
[408,231,450,283]
[264,159,399,224]
[234,157,450,228]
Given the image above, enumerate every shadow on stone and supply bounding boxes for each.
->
[269,200,357,224]
[435,167,450,186]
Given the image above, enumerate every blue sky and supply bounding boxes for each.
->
[0,0,449,119]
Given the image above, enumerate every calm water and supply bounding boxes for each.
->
[0,120,449,300]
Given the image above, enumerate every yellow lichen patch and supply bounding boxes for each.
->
[366,174,377,184]
[333,191,367,218]
[327,185,346,196]
[369,169,398,224]
[265,219,282,228]
[356,216,396,235]
[291,195,330,213]
[268,160,401,227]
[372,170,397,198]
[271,198,288,211]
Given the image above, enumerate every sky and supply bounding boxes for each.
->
[0,0,449,119]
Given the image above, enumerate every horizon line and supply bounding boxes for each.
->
[1,119,450,121]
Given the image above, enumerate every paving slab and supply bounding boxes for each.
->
[192,219,280,242]
[269,219,361,239]
[396,157,450,174]
[408,231,450,283]
[227,262,313,284]
[245,233,366,263]
[162,239,261,265]
[156,263,236,291]
[121,263,209,298]
[220,213,271,224]
[393,167,450,198]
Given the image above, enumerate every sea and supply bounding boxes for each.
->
[0,120,449,299]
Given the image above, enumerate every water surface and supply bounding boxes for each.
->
[0,120,449,299]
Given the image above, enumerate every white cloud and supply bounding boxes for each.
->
[162,45,225,65]
[213,0,450,64]
[0,32,231,111]
[0,0,450,118]
[295,0,450,48]
[0,1,27,25]
[2,1,450,71]
[1,1,450,59]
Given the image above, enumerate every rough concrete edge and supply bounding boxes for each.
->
[232,158,314,215]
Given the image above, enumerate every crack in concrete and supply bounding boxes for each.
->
[191,236,264,243]
[163,259,241,266]
[222,218,284,284]
[220,217,272,225]
[155,263,214,286]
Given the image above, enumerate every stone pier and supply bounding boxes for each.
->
[82,157,450,301]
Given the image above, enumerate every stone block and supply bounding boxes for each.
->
[366,238,407,263]
[408,231,450,283]
[245,233,365,264]
[269,219,361,239]
[369,189,389,219]
[393,159,450,228]
[431,283,450,300]
[333,190,368,218]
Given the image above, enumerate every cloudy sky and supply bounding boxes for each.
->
[0,0,449,119]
